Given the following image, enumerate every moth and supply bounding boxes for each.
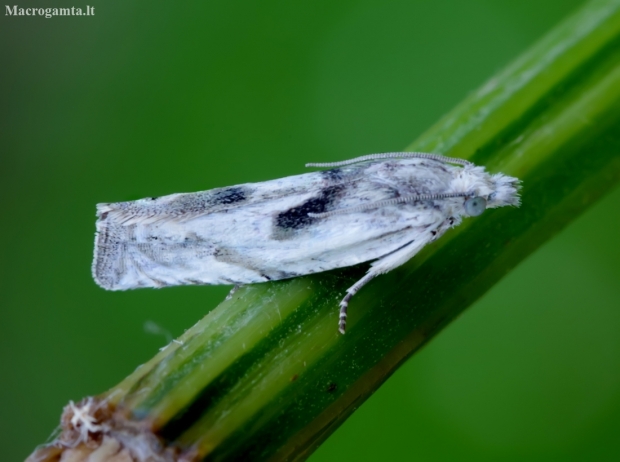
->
[93,152,520,333]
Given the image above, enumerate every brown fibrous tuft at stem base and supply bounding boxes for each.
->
[26,397,188,462]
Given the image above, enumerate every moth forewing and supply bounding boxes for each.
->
[93,152,520,333]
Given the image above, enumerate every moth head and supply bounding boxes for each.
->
[455,166,520,215]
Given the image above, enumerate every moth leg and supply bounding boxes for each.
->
[338,236,432,334]
[339,273,375,334]
[225,284,243,301]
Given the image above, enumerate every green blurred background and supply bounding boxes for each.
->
[2,0,620,460]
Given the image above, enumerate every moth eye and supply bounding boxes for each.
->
[464,196,487,217]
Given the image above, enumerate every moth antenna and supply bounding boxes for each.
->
[306,152,472,168]
[308,192,468,218]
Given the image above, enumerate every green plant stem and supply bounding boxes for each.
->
[29,1,620,461]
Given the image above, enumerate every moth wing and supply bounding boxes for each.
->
[93,158,456,290]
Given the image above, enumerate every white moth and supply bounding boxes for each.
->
[93,152,520,333]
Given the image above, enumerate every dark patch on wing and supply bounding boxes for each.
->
[275,185,344,232]
[211,186,247,205]
[213,246,236,262]
[147,186,252,220]
[321,168,345,181]
[275,270,299,279]
[259,269,300,280]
